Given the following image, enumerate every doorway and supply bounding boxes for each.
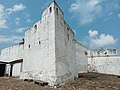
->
[10,64,13,77]
[0,64,6,77]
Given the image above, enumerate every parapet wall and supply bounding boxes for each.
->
[88,56,120,75]
[0,44,24,62]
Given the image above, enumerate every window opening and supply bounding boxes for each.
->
[67,27,69,40]
[34,25,37,30]
[67,34,69,40]
[39,41,41,44]
[29,44,30,48]
[85,51,88,55]
[56,8,58,15]
[50,7,52,13]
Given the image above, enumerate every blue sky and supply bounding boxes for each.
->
[0,0,120,51]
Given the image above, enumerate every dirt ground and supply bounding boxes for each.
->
[0,73,120,90]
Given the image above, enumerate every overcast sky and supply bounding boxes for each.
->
[0,0,120,51]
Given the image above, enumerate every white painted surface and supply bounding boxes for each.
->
[0,44,24,77]
[55,10,78,85]
[75,42,88,73]
[20,2,56,86]
[12,63,22,77]
[88,56,120,75]
[0,44,24,62]
[5,64,11,76]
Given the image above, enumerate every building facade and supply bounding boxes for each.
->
[0,1,88,86]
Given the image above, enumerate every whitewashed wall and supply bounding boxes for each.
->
[0,44,24,62]
[76,42,88,73]
[55,3,78,85]
[5,64,11,76]
[0,44,24,77]
[88,56,120,75]
[12,63,22,77]
[20,2,56,86]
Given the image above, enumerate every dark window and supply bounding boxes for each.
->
[67,34,69,40]
[39,41,41,44]
[105,52,107,55]
[67,27,69,40]
[56,8,58,15]
[67,27,69,30]
[22,38,24,42]
[0,64,5,77]
[34,25,37,30]
[85,51,88,55]
[34,25,37,33]
[29,44,30,48]
[50,7,52,13]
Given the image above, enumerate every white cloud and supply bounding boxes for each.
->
[87,30,117,48]
[23,13,31,23]
[15,17,20,25]
[88,30,98,37]
[26,19,31,23]
[0,35,22,44]
[103,12,113,22]
[69,0,103,25]
[103,17,110,22]
[0,20,7,28]
[118,13,120,18]
[108,12,113,16]
[25,14,30,18]
[7,4,26,14]
[0,4,26,29]
[0,4,7,28]
[16,27,27,33]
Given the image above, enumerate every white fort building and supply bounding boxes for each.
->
[0,0,120,86]
[0,1,88,86]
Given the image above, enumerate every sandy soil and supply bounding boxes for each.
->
[0,73,120,90]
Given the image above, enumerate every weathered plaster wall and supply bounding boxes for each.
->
[0,44,24,77]
[12,63,22,77]
[5,64,10,76]
[0,44,24,62]
[88,56,120,75]
[76,42,88,73]
[20,2,56,86]
[55,3,78,85]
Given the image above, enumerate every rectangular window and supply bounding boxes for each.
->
[39,41,41,44]
[29,44,30,48]
[67,27,69,40]
[56,8,58,15]
[50,7,52,13]
[67,34,69,40]
[34,25,37,33]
